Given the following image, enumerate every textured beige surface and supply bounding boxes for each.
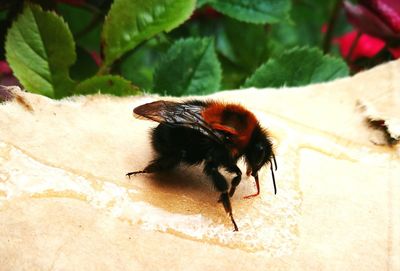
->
[0,60,399,270]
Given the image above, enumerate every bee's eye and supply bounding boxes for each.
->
[254,144,266,167]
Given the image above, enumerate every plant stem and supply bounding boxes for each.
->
[97,63,109,75]
[323,0,343,54]
[346,31,362,61]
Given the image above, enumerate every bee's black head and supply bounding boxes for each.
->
[245,126,273,171]
[244,125,277,194]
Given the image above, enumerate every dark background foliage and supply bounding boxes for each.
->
[0,0,399,98]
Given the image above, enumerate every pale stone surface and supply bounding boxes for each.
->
[0,60,399,270]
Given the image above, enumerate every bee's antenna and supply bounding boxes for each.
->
[270,165,277,195]
[271,151,277,194]
[272,151,277,170]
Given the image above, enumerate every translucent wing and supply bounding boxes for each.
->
[134,100,226,143]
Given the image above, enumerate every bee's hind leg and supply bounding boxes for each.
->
[126,155,180,178]
[126,170,147,178]
[204,161,239,231]
[218,193,239,232]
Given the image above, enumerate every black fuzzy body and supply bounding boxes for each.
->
[141,123,242,231]
[149,123,236,171]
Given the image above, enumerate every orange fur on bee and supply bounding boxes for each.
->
[201,102,258,151]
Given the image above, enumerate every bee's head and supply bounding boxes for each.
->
[244,125,277,194]
[245,126,273,172]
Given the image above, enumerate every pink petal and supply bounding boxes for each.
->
[344,1,400,40]
[90,51,102,67]
[388,47,400,58]
[0,61,12,75]
[363,0,400,32]
[321,24,328,33]
[334,31,386,61]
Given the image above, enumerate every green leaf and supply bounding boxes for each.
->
[102,0,196,66]
[217,18,269,71]
[215,18,270,89]
[70,47,98,81]
[74,75,141,96]
[58,3,101,51]
[120,39,167,91]
[268,0,343,55]
[120,49,155,91]
[205,0,291,24]
[196,0,209,8]
[5,4,76,98]
[153,38,221,96]
[243,47,349,88]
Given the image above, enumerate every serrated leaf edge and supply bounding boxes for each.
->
[5,4,76,98]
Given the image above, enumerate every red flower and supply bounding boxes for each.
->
[334,31,386,61]
[0,60,20,87]
[191,7,221,20]
[388,47,400,58]
[90,51,102,67]
[0,61,12,75]
[344,0,400,41]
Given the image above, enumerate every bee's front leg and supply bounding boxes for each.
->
[226,164,242,198]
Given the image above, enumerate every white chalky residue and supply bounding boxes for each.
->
[0,141,302,255]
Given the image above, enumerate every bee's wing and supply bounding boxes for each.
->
[134,100,225,143]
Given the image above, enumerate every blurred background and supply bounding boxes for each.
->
[0,0,399,98]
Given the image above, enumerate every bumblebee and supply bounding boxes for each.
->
[127,100,277,231]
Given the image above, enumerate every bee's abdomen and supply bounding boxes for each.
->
[151,124,215,166]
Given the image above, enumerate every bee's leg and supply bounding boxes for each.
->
[204,162,239,231]
[218,193,239,232]
[126,155,180,178]
[126,170,147,178]
[226,165,242,198]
